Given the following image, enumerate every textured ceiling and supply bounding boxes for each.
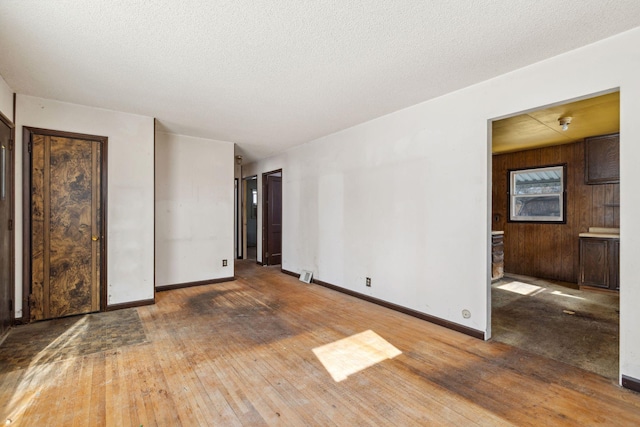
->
[0,1,639,162]
[493,91,620,154]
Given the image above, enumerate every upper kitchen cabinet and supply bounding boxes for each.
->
[585,133,619,184]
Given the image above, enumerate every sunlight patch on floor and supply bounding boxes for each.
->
[312,330,402,382]
[550,290,585,300]
[496,280,586,300]
[497,281,543,296]
[5,317,87,423]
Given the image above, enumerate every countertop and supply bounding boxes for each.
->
[579,227,619,239]
[579,233,620,239]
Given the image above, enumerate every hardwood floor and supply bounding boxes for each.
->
[2,260,640,426]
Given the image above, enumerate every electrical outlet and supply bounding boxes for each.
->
[222,259,228,267]
[366,277,371,287]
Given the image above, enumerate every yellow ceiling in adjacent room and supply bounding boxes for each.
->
[492,91,619,154]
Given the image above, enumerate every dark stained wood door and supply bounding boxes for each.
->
[579,238,609,289]
[30,132,104,321]
[0,115,14,335]
[263,173,282,265]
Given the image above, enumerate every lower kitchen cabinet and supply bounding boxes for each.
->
[579,237,619,291]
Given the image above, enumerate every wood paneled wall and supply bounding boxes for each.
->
[492,139,619,283]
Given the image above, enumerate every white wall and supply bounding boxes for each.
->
[155,132,235,285]
[244,27,640,383]
[15,95,155,311]
[0,74,12,120]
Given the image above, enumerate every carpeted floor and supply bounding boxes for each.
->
[492,274,619,379]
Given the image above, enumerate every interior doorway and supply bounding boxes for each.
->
[0,112,14,337]
[244,176,258,260]
[23,127,107,322]
[262,169,282,266]
[488,90,620,379]
[235,178,241,259]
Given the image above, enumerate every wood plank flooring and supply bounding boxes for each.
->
[2,260,640,426]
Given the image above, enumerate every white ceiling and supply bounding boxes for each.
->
[1,1,639,162]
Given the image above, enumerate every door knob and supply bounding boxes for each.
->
[92,235,99,241]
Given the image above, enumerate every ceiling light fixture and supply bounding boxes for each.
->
[558,116,572,131]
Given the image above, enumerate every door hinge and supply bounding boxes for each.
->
[28,141,32,153]
[7,219,12,231]
[8,139,13,151]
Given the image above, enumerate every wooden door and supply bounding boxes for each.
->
[28,130,105,321]
[0,115,14,335]
[263,173,282,265]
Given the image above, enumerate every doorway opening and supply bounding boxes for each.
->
[262,169,282,266]
[22,127,108,322]
[235,178,241,259]
[0,112,15,338]
[488,90,620,380]
[243,176,258,261]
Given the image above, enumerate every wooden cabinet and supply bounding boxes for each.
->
[585,133,619,184]
[579,237,619,290]
[609,239,620,290]
[491,232,504,281]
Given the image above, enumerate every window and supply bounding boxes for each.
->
[509,165,566,223]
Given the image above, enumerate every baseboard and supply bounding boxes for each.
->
[0,330,9,346]
[622,375,640,393]
[281,268,298,278]
[156,276,235,292]
[280,269,485,340]
[14,317,27,326]
[579,285,619,294]
[256,260,264,266]
[106,298,155,311]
